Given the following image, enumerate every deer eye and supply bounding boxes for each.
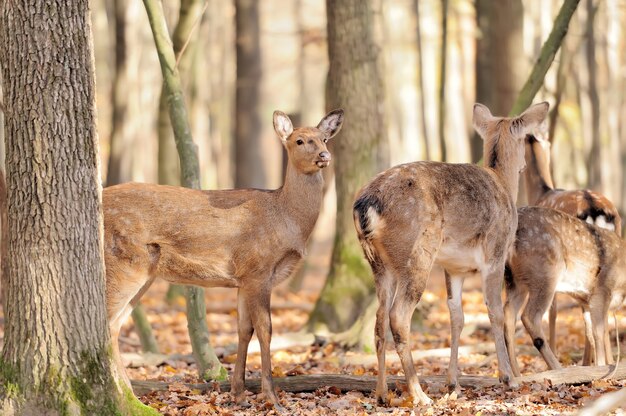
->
[296,139,304,145]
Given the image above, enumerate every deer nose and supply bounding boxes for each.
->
[319,151,331,161]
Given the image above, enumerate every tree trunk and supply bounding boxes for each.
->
[142,0,226,381]
[473,0,525,161]
[583,0,601,190]
[438,0,448,162]
[106,0,133,186]
[0,1,154,414]
[308,0,388,343]
[508,0,581,116]
[413,0,430,161]
[235,0,267,188]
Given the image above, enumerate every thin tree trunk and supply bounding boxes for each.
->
[143,0,226,381]
[308,0,388,348]
[235,0,266,188]
[584,0,601,189]
[0,1,154,413]
[414,0,430,160]
[438,0,448,162]
[107,0,133,186]
[508,0,581,116]
[473,0,525,162]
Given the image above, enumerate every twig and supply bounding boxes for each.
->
[174,1,209,70]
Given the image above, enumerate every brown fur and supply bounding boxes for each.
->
[524,133,622,365]
[353,102,549,405]
[103,110,344,408]
[525,135,622,235]
[504,206,626,376]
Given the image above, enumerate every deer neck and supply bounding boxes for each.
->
[524,141,554,205]
[484,139,521,205]
[278,163,324,238]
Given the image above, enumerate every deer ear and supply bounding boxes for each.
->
[273,111,293,142]
[472,103,493,140]
[317,109,344,140]
[512,101,550,137]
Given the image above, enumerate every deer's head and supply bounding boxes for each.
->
[474,102,550,175]
[273,109,344,174]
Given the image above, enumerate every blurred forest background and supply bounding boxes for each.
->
[0,0,621,208]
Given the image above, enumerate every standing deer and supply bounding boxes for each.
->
[103,110,344,408]
[504,206,626,376]
[353,102,549,405]
[524,133,622,364]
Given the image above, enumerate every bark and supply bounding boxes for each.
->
[131,362,626,395]
[235,0,266,188]
[508,0,581,116]
[0,1,154,414]
[308,0,388,343]
[438,0,448,162]
[142,0,226,381]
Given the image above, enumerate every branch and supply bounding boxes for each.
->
[131,363,626,396]
[509,0,581,116]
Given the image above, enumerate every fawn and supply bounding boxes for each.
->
[504,206,626,376]
[353,102,549,405]
[103,110,344,408]
[524,133,622,364]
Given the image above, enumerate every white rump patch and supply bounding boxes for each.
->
[367,206,383,233]
[595,215,615,231]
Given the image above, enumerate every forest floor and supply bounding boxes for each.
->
[117,222,626,416]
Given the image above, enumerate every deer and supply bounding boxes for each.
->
[503,206,626,376]
[524,133,622,365]
[102,109,344,409]
[353,102,549,406]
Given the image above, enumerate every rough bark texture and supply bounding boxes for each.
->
[308,0,388,338]
[234,0,266,188]
[473,0,525,161]
[0,1,154,414]
[142,0,226,381]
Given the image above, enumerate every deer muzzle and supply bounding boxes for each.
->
[316,151,331,168]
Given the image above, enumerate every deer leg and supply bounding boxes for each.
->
[582,305,596,366]
[106,268,151,391]
[605,323,614,365]
[109,304,134,390]
[504,282,528,378]
[231,289,254,406]
[589,298,609,366]
[249,289,282,408]
[520,286,561,371]
[389,274,431,406]
[549,297,557,354]
[445,271,466,392]
[481,265,516,387]
[374,271,395,405]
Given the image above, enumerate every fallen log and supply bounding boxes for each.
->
[130,362,626,396]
